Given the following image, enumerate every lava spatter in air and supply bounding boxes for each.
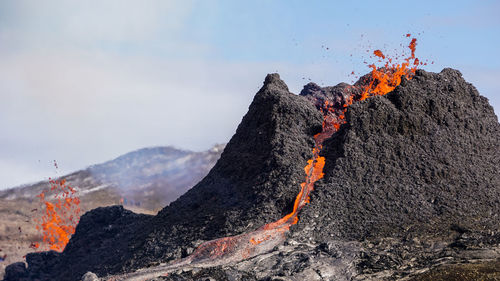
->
[33,177,81,252]
[110,36,424,281]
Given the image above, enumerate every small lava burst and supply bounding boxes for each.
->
[359,37,420,101]
[373,50,385,59]
[33,178,81,252]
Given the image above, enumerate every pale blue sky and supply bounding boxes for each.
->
[0,0,498,189]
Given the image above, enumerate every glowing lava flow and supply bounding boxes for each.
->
[110,36,423,281]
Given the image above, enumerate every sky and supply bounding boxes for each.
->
[0,0,499,189]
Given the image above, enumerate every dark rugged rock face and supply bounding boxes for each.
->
[4,69,499,281]
[294,68,500,242]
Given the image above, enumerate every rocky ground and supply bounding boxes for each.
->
[3,69,499,281]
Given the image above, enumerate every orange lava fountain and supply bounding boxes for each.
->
[33,178,81,251]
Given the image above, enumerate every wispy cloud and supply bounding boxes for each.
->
[0,0,193,47]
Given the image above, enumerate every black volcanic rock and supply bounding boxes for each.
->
[300,81,361,110]
[4,69,499,281]
[294,69,500,242]
[3,263,28,281]
[53,206,152,280]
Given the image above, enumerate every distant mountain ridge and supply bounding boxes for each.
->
[0,144,224,211]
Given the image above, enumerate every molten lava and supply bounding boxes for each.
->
[34,178,81,251]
